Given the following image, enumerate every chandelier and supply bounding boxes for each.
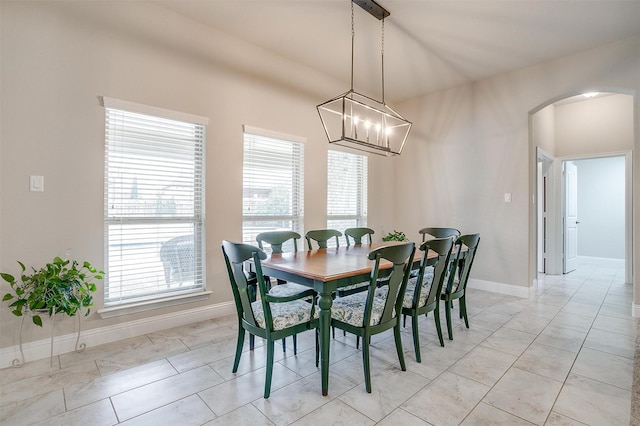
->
[317,0,411,156]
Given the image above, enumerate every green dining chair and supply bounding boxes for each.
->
[221,240,318,398]
[330,242,415,393]
[418,227,460,242]
[257,230,313,353]
[401,237,454,361]
[441,233,481,340]
[344,227,375,246]
[305,229,342,250]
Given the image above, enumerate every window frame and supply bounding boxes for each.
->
[102,97,208,309]
[242,126,305,251]
[327,149,368,245]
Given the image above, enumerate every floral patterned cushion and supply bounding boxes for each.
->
[251,299,318,331]
[331,287,395,327]
[402,266,434,308]
[268,282,312,298]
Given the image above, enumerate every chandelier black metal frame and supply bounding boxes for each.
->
[317,0,411,156]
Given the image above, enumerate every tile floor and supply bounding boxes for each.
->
[0,257,637,425]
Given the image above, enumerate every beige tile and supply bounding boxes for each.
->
[534,325,587,353]
[402,371,490,425]
[32,398,118,426]
[560,301,600,318]
[0,360,99,406]
[96,339,189,375]
[553,373,631,425]
[544,411,588,425]
[208,345,272,381]
[168,338,240,373]
[119,394,216,426]
[293,399,375,425]
[146,319,220,345]
[570,347,634,390]
[376,408,431,425]
[59,335,154,369]
[582,327,636,359]
[591,314,638,338]
[513,343,576,382]
[64,359,178,410]
[0,389,65,425]
[480,327,536,356]
[461,401,535,425]
[504,312,553,335]
[199,362,302,415]
[468,310,513,332]
[483,367,562,425]
[0,357,61,386]
[449,345,517,386]
[251,371,355,425]
[404,340,469,380]
[547,311,594,333]
[202,404,274,426]
[338,367,429,422]
[329,350,394,386]
[111,365,224,421]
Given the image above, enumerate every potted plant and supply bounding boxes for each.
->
[1,257,103,326]
[382,230,408,242]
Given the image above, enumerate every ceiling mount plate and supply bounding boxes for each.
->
[353,0,390,20]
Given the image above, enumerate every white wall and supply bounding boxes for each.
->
[574,157,626,259]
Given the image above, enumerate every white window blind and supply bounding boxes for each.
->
[327,150,368,245]
[103,98,206,306]
[242,129,304,251]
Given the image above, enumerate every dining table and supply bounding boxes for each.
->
[259,241,436,396]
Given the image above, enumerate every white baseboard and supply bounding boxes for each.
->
[0,301,235,369]
[468,278,532,298]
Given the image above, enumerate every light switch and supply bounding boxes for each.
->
[30,175,44,192]
[504,192,512,203]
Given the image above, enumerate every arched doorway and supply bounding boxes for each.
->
[529,91,633,288]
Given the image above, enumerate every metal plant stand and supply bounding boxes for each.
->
[13,307,87,373]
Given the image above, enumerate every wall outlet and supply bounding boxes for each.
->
[504,192,512,203]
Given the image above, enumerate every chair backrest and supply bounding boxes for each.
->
[449,234,480,294]
[411,237,455,308]
[364,242,415,327]
[344,227,375,246]
[221,240,271,328]
[418,227,461,242]
[305,229,342,250]
[256,230,301,254]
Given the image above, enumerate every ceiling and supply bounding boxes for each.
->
[153,0,640,102]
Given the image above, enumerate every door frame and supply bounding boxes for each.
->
[538,151,632,281]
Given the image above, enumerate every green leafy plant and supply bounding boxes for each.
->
[382,230,408,242]
[1,257,103,326]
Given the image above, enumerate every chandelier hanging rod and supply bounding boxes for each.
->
[353,0,390,20]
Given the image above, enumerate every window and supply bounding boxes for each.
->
[103,97,207,306]
[327,150,368,245]
[242,126,304,251]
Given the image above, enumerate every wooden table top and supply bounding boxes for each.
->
[261,241,433,283]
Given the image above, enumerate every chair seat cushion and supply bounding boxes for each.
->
[402,266,434,308]
[251,299,318,331]
[331,290,394,327]
[268,282,311,297]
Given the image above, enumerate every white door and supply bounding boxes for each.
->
[563,161,578,273]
